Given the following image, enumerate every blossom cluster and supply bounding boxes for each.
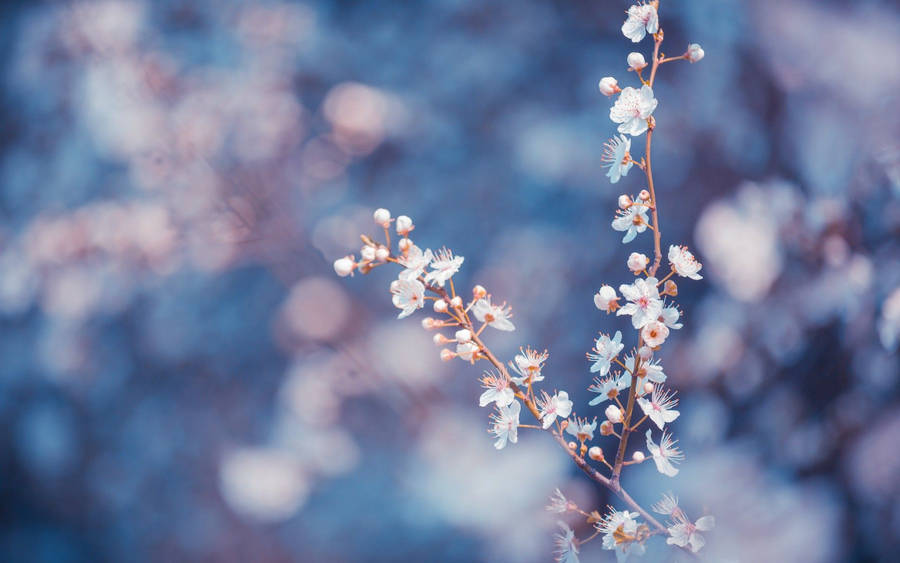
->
[334,1,713,560]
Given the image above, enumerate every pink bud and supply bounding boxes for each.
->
[589,446,604,461]
[440,348,455,362]
[598,76,620,97]
[433,300,448,313]
[632,451,645,463]
[618,194,633,209]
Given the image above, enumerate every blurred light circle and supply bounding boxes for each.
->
[219,447,308,523]
[282,276,350,341]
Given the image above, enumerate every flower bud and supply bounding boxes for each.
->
[632,451,645,463]
[433,333,449,345]
[605,405,623,424]
[627,52,647,71]
[639,189,651,201]
[600,421,614,436]
[568,441,578,451]
[396,215,414,236]
[440,348,455,362]
[594,285,619,313]
[628,252,649,274]
[333,257,355,277]
[455,329,472,343]
[618,194,633,209]
[375,247,389,262]
[641,320,669,348]
[589,446,604,461]
[598,76,620,97]
[373,208,391,228]
[686,43,705,63]
[398,238,412,253]
[450,296,463,309]
[643,382,654,395]
[663,279,678,297]
[472,285,487,299]
[433,300,448,313]
[421,317,436,330]
[360,245,375,263]
[638,345,653,360]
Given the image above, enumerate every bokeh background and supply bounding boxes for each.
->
[1,0,898,561]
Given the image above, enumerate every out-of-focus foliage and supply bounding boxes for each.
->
[0,0,897,561]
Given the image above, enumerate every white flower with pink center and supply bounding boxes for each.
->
[538,390,573,429]
[621,3,659,42]
[398,245,432,280]
[478,371,514,408]
[610,85,658,136]
[472,297,516,331]
[645,429,684,477]
[424,247,464,287]
[668,245,703,280]
[637,386,680,429]
[490,400,520,450]
[667,514,715,553]
[641,319,670,348]
[617,277,663,328]
[391,278,425,319]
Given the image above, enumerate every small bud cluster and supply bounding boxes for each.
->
[335,2,710,561]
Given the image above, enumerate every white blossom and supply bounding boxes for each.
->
[602,135,633,184]
[472,297,515,331]
[612,203,650,243]
[588,372,631,406]
[424,247,464,287]
[554,521,580,563]
[391,278,425,318]
[651,492,680,516]
[668,245,703,280]
[566,416,598,442]
[398,245,432,280]
[617,277,663,328]
[659,304,683,329]
[478,371,514,408]
[667,515,715,553]
[509,347,548,384]
[621,3,659,42]
[610,85,658,137]
[624,354,666,383]
[588,330,624,376]
[645,429,684,477]
[490,400,521,450]
[546,489,572,514]
[538,391,573,429]
[641,319,669,348]
[637,386,680,429]
[598,509,646,562]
